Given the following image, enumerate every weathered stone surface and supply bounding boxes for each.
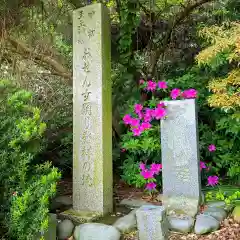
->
[72,3,112,215]
[60,208,102,225]
[200,192,205,205]
[57,219,75,240]
[207,201,226,209]
[113,210,137,233]
[168,215,194,233]
[119,199,151,208]
[136,205,169,240]
[73,223,120,240]
[203,207,227,222]
[232,205,240,222]
[206,201,234,213]
[161,99,201,217]
[194,214,220,234]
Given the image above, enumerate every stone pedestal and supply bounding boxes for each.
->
[161,99,201,217]
[136,205,169,240]
[70,3,112,222]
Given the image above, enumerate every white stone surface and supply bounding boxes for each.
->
[194,214,220,234]
[74,223,120,240]
[113,210,137,233]
[136,205,169,240]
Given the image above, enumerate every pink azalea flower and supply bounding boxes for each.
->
[139,162,146,171]
[130,118,140,127]
[145,182,157,190]
[134,104,143,114]
[150,163,162,175]
[200,161,207,170]
[123,114,132,125]
[139,79,145,85]
[207,176,219,186]
[157,102,165,108]
[141,169,154,179]
[144,114,152,122]
[143,108,153,122]
[121,148,126,152]
[182,89,198,99]
[208,144,216,152]
[170,88,181,100]
[154,107,167,120]
[146,81,157,91]
[132,127,142,136]
[137,112,143,119]
[141,122,152,130]
[157,81,168,89]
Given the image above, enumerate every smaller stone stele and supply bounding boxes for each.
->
[136,205,169,240]
[160,99,201,217]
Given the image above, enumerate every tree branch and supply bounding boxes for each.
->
[7,36,72,84]
[148,0,214,75]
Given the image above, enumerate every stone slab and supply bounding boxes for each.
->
[60,208,103,225]
[72,3,112,215]
[74,223,121,240]
[160,99,201,217]
[136,205,169,240]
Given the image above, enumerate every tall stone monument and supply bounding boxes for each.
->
[160,99,201,217]
[71,3,112,221]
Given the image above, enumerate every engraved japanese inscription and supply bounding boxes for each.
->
[73,3,112,214]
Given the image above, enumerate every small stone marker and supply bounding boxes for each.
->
[136,205,169,240]
[72,3,112,220]
[161,99,201,217]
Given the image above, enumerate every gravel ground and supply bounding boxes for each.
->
[123,218,240,240]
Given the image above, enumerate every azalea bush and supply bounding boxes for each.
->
[0,79,61,239]
[120,79,220,192]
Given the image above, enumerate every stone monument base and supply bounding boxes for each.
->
[60,209,103,224]
[162,195,200,217]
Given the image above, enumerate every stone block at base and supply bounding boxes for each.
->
[163,195,199,217]
[60,209,103,225]
[136,205,169,240]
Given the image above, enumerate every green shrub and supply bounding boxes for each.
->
[0,79,61,240]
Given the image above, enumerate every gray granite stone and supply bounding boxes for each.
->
[232,205,240,223]
[74,223,120,240]
[194,214,220,234]
[57,219,74,240]
[168,215,194,233]
[200,192,205,205]
[161,99,201,217]
[72,3,112,217]
[113,210,137,233]
[136,205,169,240]
[119,199,151,208]
[207,201,226,209]
[203,207,227,222]
[206,201,233,212]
